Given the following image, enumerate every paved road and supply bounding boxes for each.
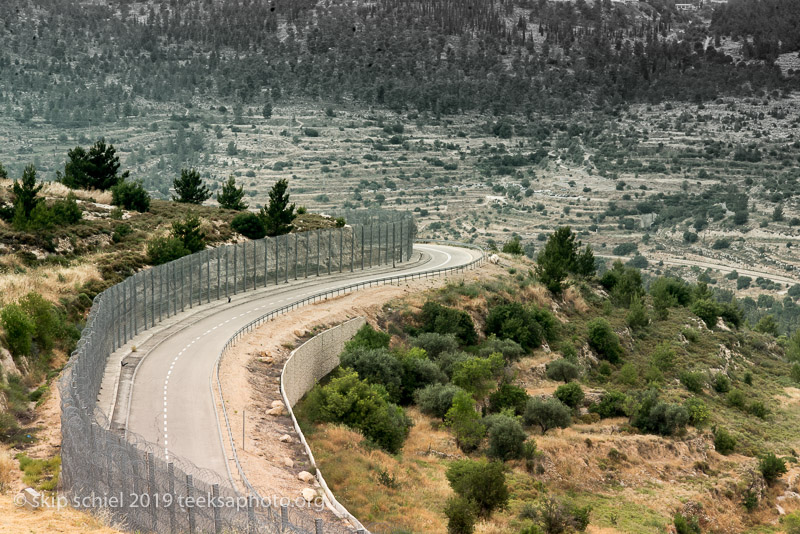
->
[124,243,480,478]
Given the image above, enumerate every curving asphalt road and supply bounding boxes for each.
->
[122,243,481,479]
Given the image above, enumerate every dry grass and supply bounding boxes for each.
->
[0,451,15,494]
[0,494,124,533]
[0,179,113,205]
[562,286,589,314]
[308,409,455,533]
[0,259,101,305]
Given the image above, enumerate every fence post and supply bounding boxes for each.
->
[186,475,195,534]
[225,246,229,298]
[150,268,155,328]
[122,280,128,343]
[147,452,157,531]
[385,223,390,264]
[392,222,396,268]
[284,234,289,283]
[316,229,321,277]
[315,518,324,534]
[159,265,164,323]
[264,237,269,287]
[339,228,343,273]
[189,254,193,309]
[351,227,355,272]
[327,229,332,275]
[361,225,365,270]
[180,259,185,312]
[253,240,257,290]
[294,233,299,280]
[143,271,147,329]
[212,483,222,534]
[399,220,403,264]
[305,232,309,278]
[168,462,176,534]
[112,284,117,351]
[133,275,138,336]
[370,223,373,268]
[281,505,289,531]
[247,496,256,534]
[377,223,381,266]
[275,237,279,285]
[234,243,238,295]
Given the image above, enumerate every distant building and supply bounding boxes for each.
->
[676,3,698,11]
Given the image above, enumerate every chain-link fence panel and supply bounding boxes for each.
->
[60,217,417,534]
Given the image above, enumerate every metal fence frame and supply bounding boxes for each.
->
[59,219,418,534]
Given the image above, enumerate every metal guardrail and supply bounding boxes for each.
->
[214,240,486,531]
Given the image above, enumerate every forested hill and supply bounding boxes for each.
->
[711,0,800,60]
[0,0,796,123]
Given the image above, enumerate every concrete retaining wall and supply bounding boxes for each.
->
[280,317,369,532]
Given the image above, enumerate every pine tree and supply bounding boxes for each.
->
[216,175,247,210]
[262,102,273,119]
[12,164,43,227]
[535,226,595,294]
[60,139,127,191]
[259,178,295,237]
[171,212,206,253]
[0,162,7,179]
[172,168,211,204]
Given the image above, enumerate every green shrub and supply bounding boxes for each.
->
[346,324,391,351]
[487,383,529,416]
[546,358,580,383]
[617,363,638,386]
[554,382,584,408]
[146,236,190,265]
[478,335,525,362]
[1,304,35,357]
[397,347,447,403]
[679,371,704,394]
[487,415,527,461]
[444,496,477,534]
[684,398,709,427]
[524,397,571,434]
[674,513,701,534]
[690,298,721,328]
[600,261,643,308]
[230,212,266,239]
[446,459,508,517]
[485,302,557,351]
[445,391,486,453]
[712,374,731,393]
[501,238,523,255]
[19,292,63,353]
[727,389,746,409]
[410,332,459,359]
[631,390,688,436]
[758,453,787,484]
[437,351,471,379]
[304,369,411,453]
[452,354,503,400]
[747,401,769,419]
[419,301,477,345]
[111,179,151,212]
[590,390,629,418]
[625,297,649,330]
[340,347,403,402]
[586,318,623,363]
[713,427,736,455]
[50,194,83,223]
[171,212,206,253]
[415,383,465,420]
[782,512,800,534]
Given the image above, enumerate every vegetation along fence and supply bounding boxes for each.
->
[59,217,415,534]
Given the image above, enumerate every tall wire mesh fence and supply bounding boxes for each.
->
[59,218,415,534]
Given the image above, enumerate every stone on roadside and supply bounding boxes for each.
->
[297,471,315,483]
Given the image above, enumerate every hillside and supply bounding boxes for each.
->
[295,234,800,533]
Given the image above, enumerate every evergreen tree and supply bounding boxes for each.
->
[173,168,211,204]
[61,139,127,191]
[259,178,295,237]
[217,175,247,210]
[262,102,273,119]
[0,162,7,179]
[535,226,595,295]
[12,164,43,227]
[171,212,206,253]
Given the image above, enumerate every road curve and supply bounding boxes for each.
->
[124,243,480,478]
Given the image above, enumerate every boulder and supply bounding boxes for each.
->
[278,434,292,443]
[0,348,20,383]
[283,457,294,468]
[297,471,315,483]
[301,488,316,502]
